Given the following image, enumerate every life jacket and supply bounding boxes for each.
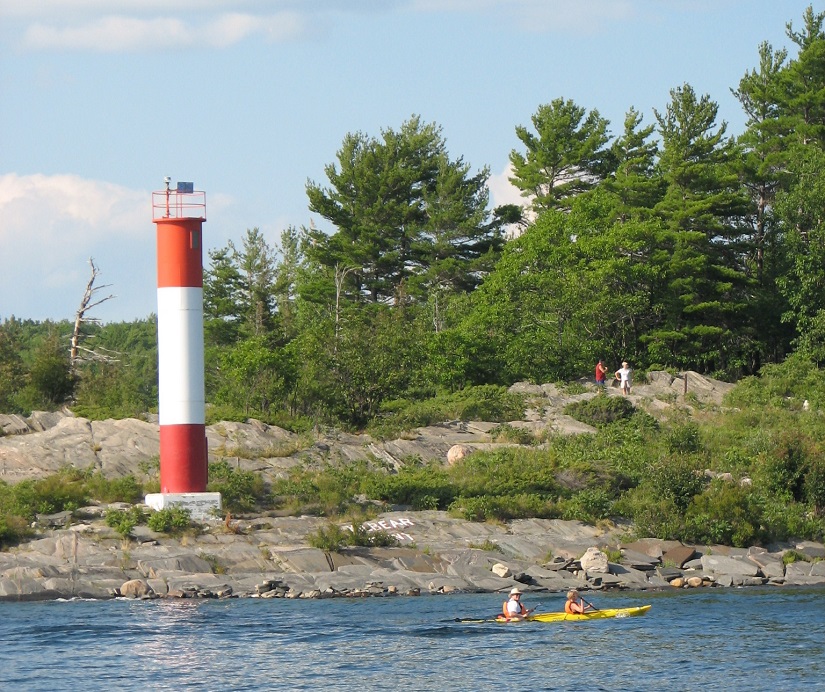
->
[503,598,526,618]
[565,599,579,614]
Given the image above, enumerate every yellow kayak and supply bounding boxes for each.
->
[495,605,651,623]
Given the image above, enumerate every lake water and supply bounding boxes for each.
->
[1,587,823,691]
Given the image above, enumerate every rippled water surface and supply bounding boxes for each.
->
[1,587,824,691]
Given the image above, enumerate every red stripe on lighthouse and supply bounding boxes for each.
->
[159,425,208,493]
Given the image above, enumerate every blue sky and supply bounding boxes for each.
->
[0,0,819,323]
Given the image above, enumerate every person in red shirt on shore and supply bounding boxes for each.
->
[595,360,608,388]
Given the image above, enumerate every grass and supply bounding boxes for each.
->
[468,539,503,553]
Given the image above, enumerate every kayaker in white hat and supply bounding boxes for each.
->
[502,586,534,621]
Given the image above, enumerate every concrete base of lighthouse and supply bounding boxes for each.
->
[145,492,222,521]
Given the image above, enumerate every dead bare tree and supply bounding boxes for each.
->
[69,258,117,371]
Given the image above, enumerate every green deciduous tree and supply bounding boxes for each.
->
[456,209,660,383]
[774,147,825,361]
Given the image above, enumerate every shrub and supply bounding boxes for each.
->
[447,493,554,522]
[564,395,635,427]
[666,423,703,455]
[614,487,683,541]
[490,423,535,445]
[558,488,614,522]
[207,460,268,513]
[0,513,30,547]
[724,353,825,410]
[105,506,145,538]
[369,385,526,439]
[307,523,350,551]
[364,464,455,510]
[86,474,144,504]
[646,458,706,511]
[782,549,810,565]
[804,457,825,516]
[307,522,400,551]
[147,507,192,533]
[682,484,763,547]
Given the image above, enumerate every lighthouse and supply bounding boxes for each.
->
[145,180,221,519]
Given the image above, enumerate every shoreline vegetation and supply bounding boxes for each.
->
[1,362,824,601]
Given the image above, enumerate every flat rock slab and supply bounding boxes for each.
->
[620,549,660,570]
[701,555,760,577]
[663,545,697,568]
[747,548,785,579]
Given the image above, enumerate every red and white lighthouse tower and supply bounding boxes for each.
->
[145,180,221,518]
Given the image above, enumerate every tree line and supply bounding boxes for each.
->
[3,6,825,430]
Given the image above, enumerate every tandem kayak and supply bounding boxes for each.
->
[456,605,651,624]
[497,605,651,623]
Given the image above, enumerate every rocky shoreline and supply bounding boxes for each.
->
[1,373,823,602]
[1,509,823,602]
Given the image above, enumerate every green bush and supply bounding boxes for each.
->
[307,522,400,551]
[558,488,614,522]
[85,474,144,504]
[614,486,683,540]
[804,457,825,515]
[147,507,192,533]
[308,523,351,551]
[447,493,555,522]
[105,506,145,538]
[666,423,703,455]
[564,395,636,426]
[646,458,706,511]
[207,460,268,513]
[364,463,455,510]
[490,423,535,445]
[782,549,810,565]
[0,513,30,547]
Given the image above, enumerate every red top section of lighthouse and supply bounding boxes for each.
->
[152,188,206,222]
[153,186,206,288]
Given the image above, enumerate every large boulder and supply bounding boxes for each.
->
[447,444,474,465]
[579,546,609,573]
[491,563,511,578]
[119,579,154,598]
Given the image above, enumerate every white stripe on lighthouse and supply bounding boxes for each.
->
[157,286,205,426]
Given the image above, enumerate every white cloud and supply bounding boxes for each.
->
[1,1,277,20]
[22,11,304,52]
[0,174,154,320]
[8,0,645,53]
[410,0,638,33]
[488,162,534,238]
[0,173,146,240]
[488,162,527,210]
